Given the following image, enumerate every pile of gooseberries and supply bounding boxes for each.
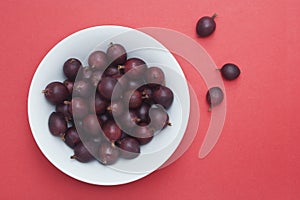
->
[43,43,174,165]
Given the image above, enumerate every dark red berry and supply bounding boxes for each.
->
[153,86,174,109]
[145,67,165,85]
[206,87,224,109]
[83,114,102,137]
[133,124,154,145]
[43,82,69,105]
[90,70,103,87]
[70,142,95,163]
[63,79,74,96]
[102,120,122,141]
[220,63,240,80]
[55,103,72,121]
[97,77,118,100]
[133,102,150,124]
[63,58,82,81]
[63,127,81,148]
[125,90,143,109]
[48,112,68,136]
[90,93,108,115]
[117,137,140,159]
[117,110,140,131]
[106,43,127,65]
[98,142,119,165]
[149,107,171,131]
[88,51,108,71]
[67,97,89,119]
[73,80,92,98]
[103,66,120,77]
[123,58,147,79]
[196,14,217,37]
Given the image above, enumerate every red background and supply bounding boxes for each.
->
[0,0,299,199]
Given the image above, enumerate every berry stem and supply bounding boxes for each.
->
[60,133,66,141]
[64,100,71,105]
[108,42,114,47]
[212,13,217,19]
[64,117,70,122]
[208,105,213,112]
[107,106,112,111]
[117,65,125,70]
[111,142,115,148]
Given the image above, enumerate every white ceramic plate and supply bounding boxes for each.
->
[28,25,190,185]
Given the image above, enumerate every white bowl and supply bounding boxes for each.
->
[28,25,190,185]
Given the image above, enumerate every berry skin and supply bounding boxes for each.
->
[220,63,241,80]
[206,87,224,110]
[196,14,217,37]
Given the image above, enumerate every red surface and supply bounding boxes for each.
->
[0,0,299,199]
